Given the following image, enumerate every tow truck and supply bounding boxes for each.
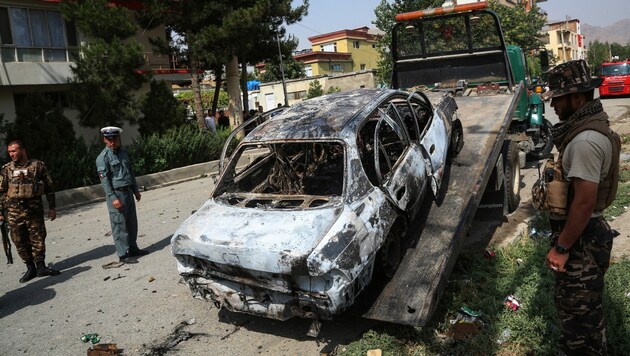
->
[361,1,550,326]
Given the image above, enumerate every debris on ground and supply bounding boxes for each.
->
[504,295,521,311]
[102,262,124,269]
[87,343,118,356]
[447,307,484,340]
[496,328,511,345]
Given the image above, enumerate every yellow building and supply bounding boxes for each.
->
[544,19,585,62]
[294,27,380,76]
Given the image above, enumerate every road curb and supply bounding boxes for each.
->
[56,160,221,211]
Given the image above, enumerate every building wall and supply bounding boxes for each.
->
[545,19,584,62]
[0,0,163,143]
[254,70,376,112]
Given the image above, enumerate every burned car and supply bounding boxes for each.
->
[171,88,463,322]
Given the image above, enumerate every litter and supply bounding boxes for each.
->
[504,295,520,311]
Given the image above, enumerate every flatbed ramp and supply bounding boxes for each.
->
[362,93,519,326]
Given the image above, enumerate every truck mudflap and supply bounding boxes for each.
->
[360,86,522,326]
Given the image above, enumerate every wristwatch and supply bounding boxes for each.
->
[555,243,570,254]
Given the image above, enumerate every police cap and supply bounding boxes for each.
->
[100,126,123,138]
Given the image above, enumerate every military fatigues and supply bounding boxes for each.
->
[0,160,55,266]
[96,146,140,258]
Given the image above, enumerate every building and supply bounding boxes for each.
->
[293,27,380,77]
[544,19,585,62]
[0,0,188,141]
[250,70,377,112]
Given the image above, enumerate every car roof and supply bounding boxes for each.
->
[246,88,402,142]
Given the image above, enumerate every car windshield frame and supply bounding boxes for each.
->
[213,140,347,201]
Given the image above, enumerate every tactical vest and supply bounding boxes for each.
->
[532,114,620,216]
[4,160,45,200]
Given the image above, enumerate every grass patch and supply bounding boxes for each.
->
[342,235,630,355]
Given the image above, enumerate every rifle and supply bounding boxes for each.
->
[1,211,12,264]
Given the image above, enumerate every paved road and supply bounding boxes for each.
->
[1,95,628,356]
[0,177,381,355]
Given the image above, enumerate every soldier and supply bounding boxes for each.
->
[0,139,60,283]
[96,126,148,264]
[537,60,620,354]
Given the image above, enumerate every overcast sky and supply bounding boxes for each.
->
[286,0,630,50]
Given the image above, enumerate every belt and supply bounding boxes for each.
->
[114,186,132,192]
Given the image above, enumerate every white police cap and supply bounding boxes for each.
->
[100,126,123,138]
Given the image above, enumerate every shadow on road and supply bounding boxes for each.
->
[0,265,90,318]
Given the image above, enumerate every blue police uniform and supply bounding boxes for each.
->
[95,127,142,260]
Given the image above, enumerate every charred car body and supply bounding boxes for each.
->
[171,88,463,322]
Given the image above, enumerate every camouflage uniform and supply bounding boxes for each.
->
[551,218,615,354]
[0,159,55,267]
[538,60,620,354]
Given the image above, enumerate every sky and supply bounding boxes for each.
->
[286,0,630,50]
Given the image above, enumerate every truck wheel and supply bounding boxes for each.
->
[526,119,554,161]
[504,140,521,213]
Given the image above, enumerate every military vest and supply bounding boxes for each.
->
[532,114,620,216]
[3,160,46,200]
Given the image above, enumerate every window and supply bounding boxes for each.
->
[287,90,307,100]
[0,6,78,63]
[372,44,376,49]
[13,91,71,110]
[360,64,366,70]
[304,65,312,77]
[320,42,337,52]
[330,63,344,72]
[353,40,360,49]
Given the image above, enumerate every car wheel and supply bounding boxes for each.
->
[503,140,521,213]
[374,227,402,282]
[450,119,464,159]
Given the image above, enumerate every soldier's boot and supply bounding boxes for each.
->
[19,262,37,283]
[36,262,60,277]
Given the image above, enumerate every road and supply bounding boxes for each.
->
[0,177,380,355]
[1,95,628,356]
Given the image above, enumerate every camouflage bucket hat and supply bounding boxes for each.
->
[541,59,603,100]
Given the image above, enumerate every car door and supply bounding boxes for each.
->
[418,99,449,196]
[372,100,427,213]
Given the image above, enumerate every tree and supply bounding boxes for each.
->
[7,92,76,159]
[488,0,546,51]
[139,0,309,131]
[306,80,324,99]
[60,0,147,128]
[587,40,613,76]
[373,0,442,86]
[256,37,306,83]
[139,80,186,136]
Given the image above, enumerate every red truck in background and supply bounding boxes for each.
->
[599,59,630,98]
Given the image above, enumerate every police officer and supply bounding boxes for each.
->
[539,60,620,354]
[96,127,148,264]
[0,139,60,282]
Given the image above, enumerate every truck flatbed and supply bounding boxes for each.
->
[362,90,521,326]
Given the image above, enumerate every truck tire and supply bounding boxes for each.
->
[504,140,521,213]
[526,119,554,161]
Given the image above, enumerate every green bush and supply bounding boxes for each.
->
[31,125,234,191]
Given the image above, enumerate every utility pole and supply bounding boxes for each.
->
[276,32,289,107]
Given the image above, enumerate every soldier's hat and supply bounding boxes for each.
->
[542,59,603,100]
[100,126,123,138]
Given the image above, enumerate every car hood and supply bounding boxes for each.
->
[171,197,344,274]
